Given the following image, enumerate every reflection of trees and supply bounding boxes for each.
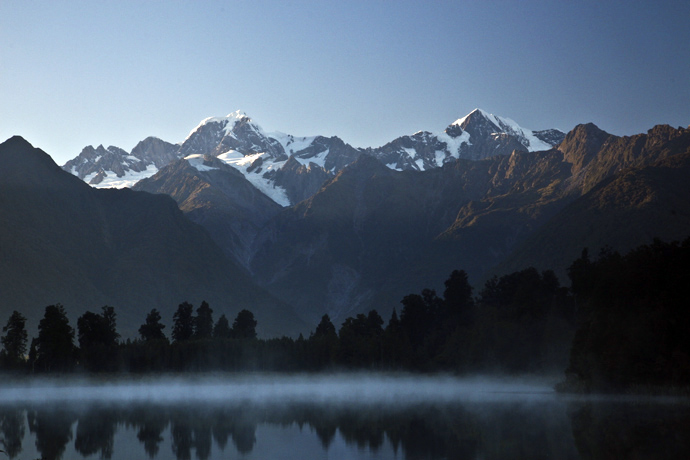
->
[171,416,192,460]
[12,397,690,460]
[128,407,168,459]
[0,408,25,458]
[74,407,118,459]
[193,423,212,460]
[314,423,337,450]
[570,402,690,460]
[27,407,77,460]
[231,421,256,455]
[169,406,225,460]
[208,406,256,455]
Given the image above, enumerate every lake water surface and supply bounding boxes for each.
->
[0,374,688,459]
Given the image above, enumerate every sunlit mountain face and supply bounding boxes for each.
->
[63,108,564,205]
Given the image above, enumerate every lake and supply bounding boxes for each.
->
[0,374,688,459]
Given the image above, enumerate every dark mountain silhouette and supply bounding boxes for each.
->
[0,136,304,337]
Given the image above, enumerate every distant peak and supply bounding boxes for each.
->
[195,110,252,127]
[568,123,608,138]
[184,110,260,142]
[1,135,34,150]
[227,110,250,120]
[450,108,495,128]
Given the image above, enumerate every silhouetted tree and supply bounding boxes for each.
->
[232,310,257,340]
[77,306,120,372]
[194,301,214,340]
[308,314,338,368]
[382,309,409,368]
[451,266,573,373]
[32,304,76,372]
[564,238,690,391]
[338,310,384,367]
[442,269,474,328]
[139,308,167,342]
[1,310,28,370]
[399,294,432,352]
[213,315,232,339]
[102,305,119,344]
[172,302,195,343]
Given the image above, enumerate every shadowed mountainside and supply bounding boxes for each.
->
[0,136,305,337]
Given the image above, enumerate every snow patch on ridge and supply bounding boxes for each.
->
[269,131,318,155]
[185,154,219,172]
[294,149,329,170]
[88,164,159,189]
[437,130,471,158]
[217,150,290,207]
[434,150,446,167]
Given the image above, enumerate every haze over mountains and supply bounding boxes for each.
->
[2,109,688,335]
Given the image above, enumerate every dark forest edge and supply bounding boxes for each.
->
[2,237,689,394]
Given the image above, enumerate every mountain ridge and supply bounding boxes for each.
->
[63,109,565,206]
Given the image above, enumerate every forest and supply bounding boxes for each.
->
[2,237,689,392]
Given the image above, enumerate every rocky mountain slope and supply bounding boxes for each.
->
[133,155,283,269]
[248,149,576,325]
[64,109,564,206]
[496,125,690,280]
[0,136,304,337]
[244,123,689,326]
[64,137,179,188]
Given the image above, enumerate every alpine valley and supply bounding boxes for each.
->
[2,109,688,336]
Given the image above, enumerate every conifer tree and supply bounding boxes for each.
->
[139,308,167,342]
[172,302,195,343]
[194,301,214,340]
[33,304,76,372]
[1,311,28,369]
[231,310,257,340]
[213,314,232,339]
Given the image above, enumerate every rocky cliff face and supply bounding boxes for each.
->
[64,138,179,188]
[560,123,690,193]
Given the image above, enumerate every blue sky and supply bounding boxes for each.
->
[1,0,688,165]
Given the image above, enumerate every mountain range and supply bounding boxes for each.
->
[2,109,688,335]
[63,109,565,205]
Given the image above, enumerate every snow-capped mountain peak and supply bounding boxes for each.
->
[450,108,486,127]
[448,108,556,153]
[63,109,565,206]
[184,110,260,143]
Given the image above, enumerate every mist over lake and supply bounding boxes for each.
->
[0,374,688,460]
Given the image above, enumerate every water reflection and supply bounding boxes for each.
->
[0,376,687,459]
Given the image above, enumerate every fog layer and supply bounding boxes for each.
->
[0,374,560,406]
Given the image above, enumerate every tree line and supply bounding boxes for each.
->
[2,236,690,391]
[0,267,574,374]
